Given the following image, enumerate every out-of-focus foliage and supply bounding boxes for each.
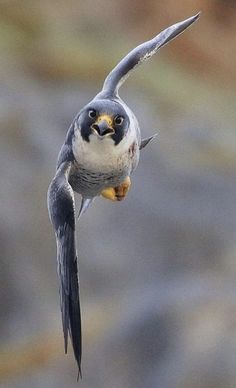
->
[0,1,236,387]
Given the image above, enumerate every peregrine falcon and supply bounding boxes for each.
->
[47,13,200,377]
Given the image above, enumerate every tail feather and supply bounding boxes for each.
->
[78,197,94,220]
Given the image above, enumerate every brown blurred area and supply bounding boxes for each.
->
[1,0,236,84]
[0,1,236,388]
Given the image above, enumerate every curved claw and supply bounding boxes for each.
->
[101,177,131,201]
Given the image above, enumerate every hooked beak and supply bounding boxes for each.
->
[91,116,115,137]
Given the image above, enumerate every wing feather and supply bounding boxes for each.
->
[101,13,200,97]
[47,162,82,377]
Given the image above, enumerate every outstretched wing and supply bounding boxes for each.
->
[101,13,200,97]
[47,161,82,377]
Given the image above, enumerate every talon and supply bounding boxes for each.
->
[101,177,131,202]
[114,176,131,201]
[101,187,117,201]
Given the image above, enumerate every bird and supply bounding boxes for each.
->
[47,13,200,377]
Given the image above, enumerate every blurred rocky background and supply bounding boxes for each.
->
[0,1,236,387]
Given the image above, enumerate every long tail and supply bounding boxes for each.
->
[101,13,200,97]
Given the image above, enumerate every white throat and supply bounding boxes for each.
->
[72,122,137,172]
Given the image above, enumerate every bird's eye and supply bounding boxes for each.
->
[88,109,97,119]
[114,115,124,125]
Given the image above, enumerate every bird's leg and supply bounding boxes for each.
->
[101,176,131,201]
[114,176,131,201]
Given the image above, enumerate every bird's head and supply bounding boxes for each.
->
[76,99,130,145]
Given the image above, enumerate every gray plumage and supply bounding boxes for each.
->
[101,13,200,98]
[47,13,200,377]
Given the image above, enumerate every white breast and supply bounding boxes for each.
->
[72,121,138,173]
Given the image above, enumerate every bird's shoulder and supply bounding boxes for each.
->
[57,122,77,168]
[48,162,75,231]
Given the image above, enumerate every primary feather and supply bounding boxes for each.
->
[101,13,200,97]
[47,162,82,377]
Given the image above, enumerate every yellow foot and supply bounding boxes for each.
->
[101,176,131,202]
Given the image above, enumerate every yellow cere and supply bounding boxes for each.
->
[96,114,113,127]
